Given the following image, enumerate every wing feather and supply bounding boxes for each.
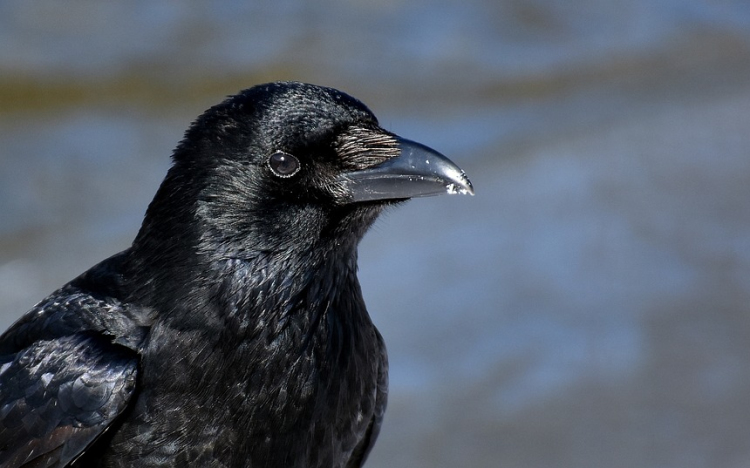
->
[0,333,137,468]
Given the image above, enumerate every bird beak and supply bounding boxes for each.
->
[338,136,474,203]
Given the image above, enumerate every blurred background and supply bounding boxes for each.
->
[2,1,750,466]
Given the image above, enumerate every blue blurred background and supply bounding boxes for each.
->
[2,1,750,466]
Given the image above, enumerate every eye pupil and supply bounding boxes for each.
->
[268,152,300,177]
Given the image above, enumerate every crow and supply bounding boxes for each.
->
[0,81,473,468]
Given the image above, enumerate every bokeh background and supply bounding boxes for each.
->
[2,2,750,467]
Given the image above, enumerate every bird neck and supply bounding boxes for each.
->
[209,241,367,341]
[126,230,370,346]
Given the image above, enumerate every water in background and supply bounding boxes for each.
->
[2,2,750,467]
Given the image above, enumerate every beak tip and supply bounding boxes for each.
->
[443,167,474,197]
[447,180,474,197]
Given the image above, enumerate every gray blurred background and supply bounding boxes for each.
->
[2,1,750,467]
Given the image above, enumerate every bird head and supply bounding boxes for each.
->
[135,82,473,264]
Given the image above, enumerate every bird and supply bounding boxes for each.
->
[0,81,473,468]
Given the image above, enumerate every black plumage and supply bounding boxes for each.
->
[0,82,473,468]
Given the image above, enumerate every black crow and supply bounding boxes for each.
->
[0,82,473,468]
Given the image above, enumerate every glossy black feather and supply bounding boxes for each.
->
[0,81,451,467]
[0,333,137,468]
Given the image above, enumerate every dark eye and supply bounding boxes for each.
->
[268,151,300,178]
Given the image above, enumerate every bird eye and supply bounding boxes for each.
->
[268,152,300,178]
